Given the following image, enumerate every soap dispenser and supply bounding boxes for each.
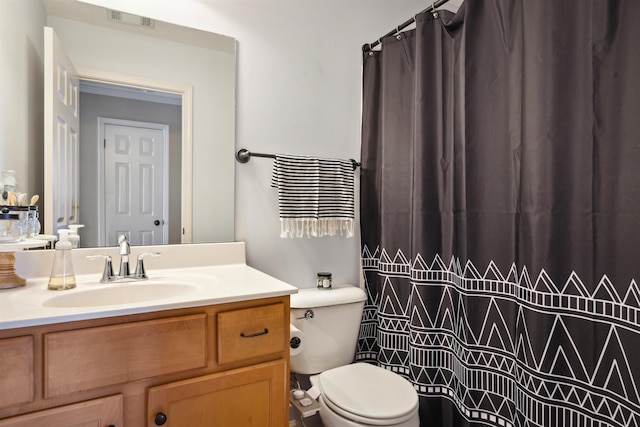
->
[48,229,77,290]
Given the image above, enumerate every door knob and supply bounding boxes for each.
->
[154,220,164,226]
[154,412,167,425]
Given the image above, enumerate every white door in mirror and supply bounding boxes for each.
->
[104,121,168,246]
[44,26,80,237]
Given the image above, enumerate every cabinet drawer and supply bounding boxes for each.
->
[0,336,33,409]
[218,303,285,365]
[45,314,207,398]
[0,394,122,427]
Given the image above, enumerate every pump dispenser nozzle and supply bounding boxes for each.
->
[48,229,76,290]
[68,224,84,248]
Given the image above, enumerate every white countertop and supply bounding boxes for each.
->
[1,242,298,330]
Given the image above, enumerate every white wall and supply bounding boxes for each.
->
[0,0,46,201]
[77,0,445,288]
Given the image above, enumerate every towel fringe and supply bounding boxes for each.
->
[281,218,354,239]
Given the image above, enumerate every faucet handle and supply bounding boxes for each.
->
[86,254,114,283]
[134,252,161,279]
[118,234,130,255]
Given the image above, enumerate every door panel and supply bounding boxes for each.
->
[147,360,287,427]
[44,27,80,236]
[104,122,167,246]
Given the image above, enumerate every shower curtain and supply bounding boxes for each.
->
[356,1,640,426]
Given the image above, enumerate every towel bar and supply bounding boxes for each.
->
[235,148,360,170]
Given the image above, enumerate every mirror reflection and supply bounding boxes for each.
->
[79,83,182,247]
[43,0,237,247]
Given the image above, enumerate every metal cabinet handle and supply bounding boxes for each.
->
[240,328,269,338]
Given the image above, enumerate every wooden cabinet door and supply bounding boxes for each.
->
[148,359,287,427]
[0,394,122,427]
[0,336,33,409]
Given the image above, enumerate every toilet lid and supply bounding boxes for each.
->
[319,363,419,423]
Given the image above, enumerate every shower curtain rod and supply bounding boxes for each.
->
[235,148,361,170]
[362,0,451,52]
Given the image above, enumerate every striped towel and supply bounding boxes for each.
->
[271,154,354,238]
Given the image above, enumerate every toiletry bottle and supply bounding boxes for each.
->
[48,229,77,290]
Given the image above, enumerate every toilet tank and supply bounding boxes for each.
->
[290,285,367,375]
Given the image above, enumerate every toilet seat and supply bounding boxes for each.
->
[318,363,419,425]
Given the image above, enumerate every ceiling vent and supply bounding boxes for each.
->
[107,9,155,29]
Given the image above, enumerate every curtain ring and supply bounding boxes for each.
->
[432,0,439,18]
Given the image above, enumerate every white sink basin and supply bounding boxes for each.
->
[42,282,198,308]
[10,272,221,310]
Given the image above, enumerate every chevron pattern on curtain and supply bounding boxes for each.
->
[357,246,640,427]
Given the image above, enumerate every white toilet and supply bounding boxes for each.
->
[290,285,420,427]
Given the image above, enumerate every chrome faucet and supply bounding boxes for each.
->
[87,235,161,283]
[118,234,131,278]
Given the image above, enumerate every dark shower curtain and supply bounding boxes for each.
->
[357,1,640,426]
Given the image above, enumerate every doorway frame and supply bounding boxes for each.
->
[99,118,170,247]
[77,67,193,243]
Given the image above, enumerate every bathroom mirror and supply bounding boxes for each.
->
[43,0,236,247]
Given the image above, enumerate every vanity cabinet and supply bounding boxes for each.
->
[0,296,290,427]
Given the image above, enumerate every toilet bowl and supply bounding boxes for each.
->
[290,286,420,426]
[315,363,419,427]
